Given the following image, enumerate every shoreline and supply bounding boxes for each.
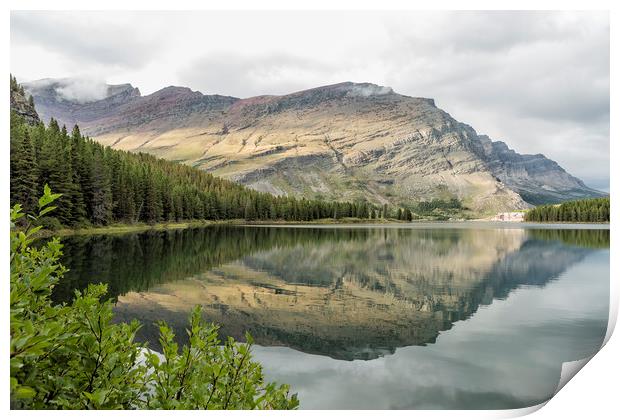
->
[32,217,610,238]
[34,219,238,238]
[34,218,405,237]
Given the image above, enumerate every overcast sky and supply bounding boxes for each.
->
[10,10,610,191]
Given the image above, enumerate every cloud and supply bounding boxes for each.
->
[385,11,578,54]
[347,84,394,97]
[11,11,163,70]
[24,78,111,104]
[178,52,337,98]
[55,79,109,103]
[382,11,609,123]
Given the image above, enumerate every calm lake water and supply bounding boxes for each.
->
[53,223,610,409]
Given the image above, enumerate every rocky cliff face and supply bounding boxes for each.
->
[476,135,604,205]
[24,79,604,212]
[10,82,39,125]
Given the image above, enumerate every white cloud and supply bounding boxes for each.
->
[55,79,109,103]
[178,52,336,98]
[11,12,163,69]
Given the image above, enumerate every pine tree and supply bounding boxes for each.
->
[89,148,113,225]
[37,126,75,224]
[68,126,87,223]
[10,129,38,213]
[244,200,256,221]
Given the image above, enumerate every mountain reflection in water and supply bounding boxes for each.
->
[54,225,608,361]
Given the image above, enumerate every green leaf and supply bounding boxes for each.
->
[38,184,62,209]
[38,206,57,217]
[14,386,36,399]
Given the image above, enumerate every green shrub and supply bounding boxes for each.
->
[10,186,299,410]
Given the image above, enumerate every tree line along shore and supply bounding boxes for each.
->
[524,197,609,223]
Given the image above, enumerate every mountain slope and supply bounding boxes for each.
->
[24,79,605,213]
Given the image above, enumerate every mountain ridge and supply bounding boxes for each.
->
[23,78,605,213]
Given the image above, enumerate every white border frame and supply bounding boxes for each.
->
[2,1,616,419]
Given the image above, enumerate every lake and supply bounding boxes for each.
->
[52,223,610,409]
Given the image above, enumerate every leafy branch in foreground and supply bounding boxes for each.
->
[10,186,298,409]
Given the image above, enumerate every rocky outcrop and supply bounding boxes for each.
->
[24,78,604,212]
[10,81,39,125]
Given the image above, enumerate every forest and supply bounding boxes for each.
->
[524,197,610,223]
[10,112,383,228]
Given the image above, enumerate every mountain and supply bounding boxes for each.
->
[23,78,605,213]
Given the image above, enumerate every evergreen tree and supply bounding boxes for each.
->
[89,149,113,225]
[37,123,75,224]
[10,129,38,213]
[244,200,256,221]
[68,126,88,223]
